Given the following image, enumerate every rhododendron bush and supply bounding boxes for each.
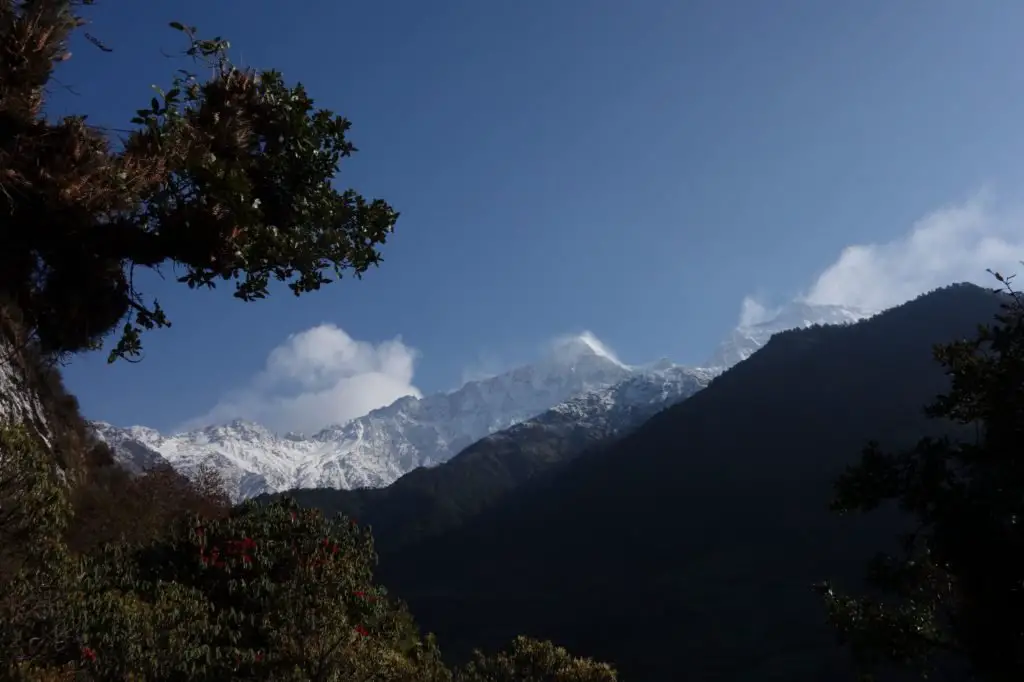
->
[0,421,619,681]
[0,449,619,680]
[0,476,449,681]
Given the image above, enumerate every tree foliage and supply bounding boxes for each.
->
[819,271,1024,681]
[0,420,70,580]
[0,459,617,681]
[65,460,231,555]
[0,0,398,362]
[454,637,617,682]
[2,494,452,681]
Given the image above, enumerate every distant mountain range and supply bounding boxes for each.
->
[93,300,874,500]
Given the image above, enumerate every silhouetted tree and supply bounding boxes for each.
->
[1,1,397,362]
[819,270,1024,681]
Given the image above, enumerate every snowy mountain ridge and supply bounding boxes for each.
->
[705,300,875,368]
[93,335,641,500]
[93,302,871,501]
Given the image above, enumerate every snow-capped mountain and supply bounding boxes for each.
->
[705,301,874,368]
[543,364,716,425]
[281,363,719,553]
[94,301,869,501]
[94,336,638,500]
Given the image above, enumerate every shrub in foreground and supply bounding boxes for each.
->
[2,491,450,680]
[455,637,618,682]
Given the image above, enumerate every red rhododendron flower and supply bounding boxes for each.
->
[225,537,258,557]
[354,625,369,637]
[80,646,97,662]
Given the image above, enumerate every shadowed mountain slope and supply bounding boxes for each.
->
[271,365,715,553]
[373,283,1002,682]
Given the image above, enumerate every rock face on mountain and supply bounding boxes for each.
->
[0,307,109,487]
[0,319,53,450]
[276,363,717,553]
[93,301,877,501]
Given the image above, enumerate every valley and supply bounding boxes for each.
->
[90,283,1000,681]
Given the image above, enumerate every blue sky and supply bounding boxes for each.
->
[56,0,1024,434]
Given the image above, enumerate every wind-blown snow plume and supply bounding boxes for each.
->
[548,331,626,368]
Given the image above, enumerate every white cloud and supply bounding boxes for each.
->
[733,191,1024,326]
[803,191,1024,311]
[182,324,421,435]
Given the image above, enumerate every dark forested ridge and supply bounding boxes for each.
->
[346,283,1002,682]
[264,368,710,554]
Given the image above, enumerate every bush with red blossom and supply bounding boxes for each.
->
[0,419,621,681]
[2,494,450,681]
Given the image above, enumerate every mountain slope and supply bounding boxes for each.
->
[95,337,636,500]
[374,283,1002,682]
[276,364,716,553]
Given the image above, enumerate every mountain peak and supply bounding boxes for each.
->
[195,418,272,442]
[706,300,875,368]
[744,300,873,331]
[546,332,628,369]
